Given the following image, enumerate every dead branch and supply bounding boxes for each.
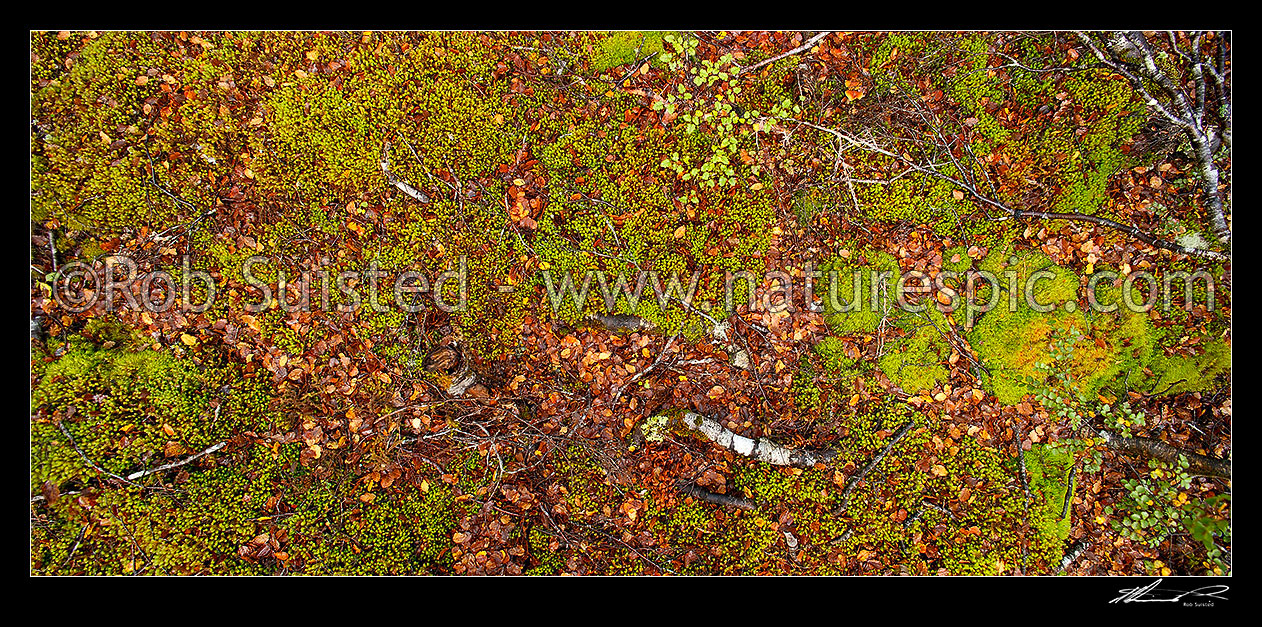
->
[126,441,228,481]
[676,480,758,511]
[1076,31,1230,245]
[832,421,914,515]
[739,32,830,76]
[779,117,1228,262]
[1096,429,1230,479]
[380,142,430,203]
[675,411,835,468]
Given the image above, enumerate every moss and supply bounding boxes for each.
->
[31,342,275,493]
[1145,338,1231,396]
[814,336,862,379]
[1024,444,1074,542]
[828,406,1062,574]
[819,250,899,335]
[35,441,299,575]
[340,484,457,575]
[942,245,973,274]
[969,249,1161,404]
[524,526,567,575]
[879,317,950,394]
[793,356,822,414]
[590,32,667,73]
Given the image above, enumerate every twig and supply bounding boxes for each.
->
[832,421,913,515]
[380,142,430,203]
[1060,464,1077,520]
[126,441,228,481]
[58,423,140,488]
[610,331,679,410]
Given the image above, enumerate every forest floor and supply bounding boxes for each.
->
[29,30,1230,576]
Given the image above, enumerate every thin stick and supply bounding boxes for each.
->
[739,32,830,76]
[832,421,914,515]
[126,441,228,481]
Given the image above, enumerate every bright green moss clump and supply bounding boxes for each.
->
[31,342,274,493]
[878,310,951,394]
[819,250,899,335]
[590,32,667,72]
[969,249,1159,404]
[1025,444,1075,543]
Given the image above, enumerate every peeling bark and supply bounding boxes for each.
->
[675,411,835,468]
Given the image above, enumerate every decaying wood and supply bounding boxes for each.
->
[676,481,758,511]
[1097,429,1230,479]
[423,342,480,397]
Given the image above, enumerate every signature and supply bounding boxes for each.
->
[1111,579,1229,604]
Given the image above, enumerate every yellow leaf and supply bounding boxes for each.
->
[673,225,686,239]
[179,333,198,346]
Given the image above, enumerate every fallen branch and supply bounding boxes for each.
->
[739,31,830,76]
[381,142,430,203]
[126,441,228,481]
[675,411,835,468]
[1060,464,1077,520]
[777,118,1228,262]
[1057,540,1087,573]
[832,421,914,515]
[1008,209,1228,262]
[1096,430,1230,479]
[676,481,758,511]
